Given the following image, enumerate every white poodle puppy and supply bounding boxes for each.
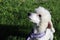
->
[27,6,55,40]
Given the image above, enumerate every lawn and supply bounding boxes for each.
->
[0,0,60,40]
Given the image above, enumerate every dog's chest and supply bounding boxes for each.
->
[30,38,38,40]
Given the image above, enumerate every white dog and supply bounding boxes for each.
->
[27,6,55,40]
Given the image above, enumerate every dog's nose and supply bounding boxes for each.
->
[28,13,31,16]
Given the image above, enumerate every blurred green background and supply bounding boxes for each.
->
[0,0,60,40]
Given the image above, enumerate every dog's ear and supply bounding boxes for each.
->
[47,22,51,29]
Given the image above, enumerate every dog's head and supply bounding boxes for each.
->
[28,6,51,25]
[28,12,41,24]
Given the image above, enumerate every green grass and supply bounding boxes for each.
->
[0,0,60,40]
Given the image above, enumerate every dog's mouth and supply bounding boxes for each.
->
[28,15,31,19]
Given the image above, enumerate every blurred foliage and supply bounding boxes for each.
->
[0,0,60,30]
[0,0,60,40]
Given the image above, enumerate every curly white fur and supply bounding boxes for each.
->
[27,6,55,40]
[35,7,55,33]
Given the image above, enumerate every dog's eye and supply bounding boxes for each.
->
[39,15,41,17]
